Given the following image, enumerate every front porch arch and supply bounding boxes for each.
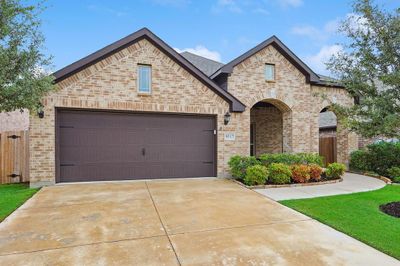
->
[250,99,293,156]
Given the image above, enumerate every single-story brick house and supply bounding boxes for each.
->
[29,28,358,187]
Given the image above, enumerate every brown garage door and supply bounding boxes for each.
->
[57,110,216,182]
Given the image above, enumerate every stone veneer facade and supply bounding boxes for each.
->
[29,38,358,187]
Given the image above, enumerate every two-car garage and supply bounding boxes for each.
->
[56,110,216,183]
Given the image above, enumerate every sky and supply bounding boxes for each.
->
[35,0,398,75]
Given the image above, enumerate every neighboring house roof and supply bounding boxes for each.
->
[319,111,337,129]
[316,74,343,87]
[209,35,344,88]
[0,110,29,133]
[52,28,245,112]
[180,52,224,76]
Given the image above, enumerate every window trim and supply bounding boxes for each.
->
[137,64,152,94]
[265,63,275,82]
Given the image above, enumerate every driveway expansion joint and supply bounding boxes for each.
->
[0,234,167,257]
[145,181,182,266]
[167,218,313,237]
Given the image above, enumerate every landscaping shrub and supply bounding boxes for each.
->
[309,164,323,181]
[291,164,311,183]
[228,155,260,180]
[259,153,323,167]
[325,163,346,179]
[387,167,400,179]
[298,153,324,166]
[268,163,292,184]
[350,142,400,177]
[243,165,268,186]
[393,176,400,183]
[349,150,371,172]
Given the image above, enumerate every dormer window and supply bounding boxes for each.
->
[265,64,275,81]
[138,64,151,94]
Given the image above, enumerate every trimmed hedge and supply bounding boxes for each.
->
[309,164,323,181]
[259,153,323,167]
[228,153,345,185]
[291,164,311,183]
[244,165,268,186]
[326,163,346,179]
[228,155,260,180]
[350,142,400,177]
[388,167,400,179]
[268,163,292,184]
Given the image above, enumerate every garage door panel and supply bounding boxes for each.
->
[61,163,148,182]
[58,110,216,182]
[60,128,147,146]
[145,145,213,162]
[60,145,144,164]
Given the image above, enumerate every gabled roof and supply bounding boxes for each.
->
[180,52,224,76]
[210,35,323,85]
[53,28,245,112]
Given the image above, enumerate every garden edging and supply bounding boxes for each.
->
[348,171,392,184]
[231,177,343,189]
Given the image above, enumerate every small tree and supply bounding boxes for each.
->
[327,0,400,138]
[0,0,55,113]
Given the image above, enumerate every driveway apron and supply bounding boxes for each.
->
[0,178,397,265]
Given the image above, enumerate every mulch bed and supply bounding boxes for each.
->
[380,202,400,218]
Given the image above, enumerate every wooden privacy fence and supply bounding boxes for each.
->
[319,136,337,167]
[0,131,29,184]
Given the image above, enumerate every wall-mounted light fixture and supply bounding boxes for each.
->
[224,111,231,125]
[37,103,44,119]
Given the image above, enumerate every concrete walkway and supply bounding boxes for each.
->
[255,172,386,201]
[0,178,397,265]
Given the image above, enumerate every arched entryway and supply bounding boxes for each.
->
[250,99,292,156]
[319,107,337,166]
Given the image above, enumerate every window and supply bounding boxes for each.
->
[265,64,275,81]
[138,65,151,93]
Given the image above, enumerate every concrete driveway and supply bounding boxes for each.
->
[0,178,397,265]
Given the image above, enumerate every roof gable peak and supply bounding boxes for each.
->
[210,35,320,84]
[52,27,245,112]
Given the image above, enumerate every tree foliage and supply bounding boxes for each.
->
[0,0,55,113]
[328,0,400,138]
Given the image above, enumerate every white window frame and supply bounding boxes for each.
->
[265,63,275,81]
[137,64,152,94]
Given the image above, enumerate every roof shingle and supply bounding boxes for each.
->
[180,51,224,76]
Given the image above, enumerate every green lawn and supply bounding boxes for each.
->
[0,183,39,222]
[280,185,400,260]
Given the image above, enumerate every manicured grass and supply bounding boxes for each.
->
[280,185,400,260]
[0,183,39,222]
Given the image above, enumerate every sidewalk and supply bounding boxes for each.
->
[255,172,386,201]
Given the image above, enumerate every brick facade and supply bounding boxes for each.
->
[29,36,357,187]
[226,45,357,164]
[250,105,283,155]
[29,39,243,186]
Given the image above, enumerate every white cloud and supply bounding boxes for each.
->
[87,4,127,17]
[291,18,340,42]
[291,25,322,40]
[174,45,222,62]
[324,18,340,34]
[277,0,303,8]
[346,13,370,34]
[212,0,242,13]
[253,7,269,15]
[304,44,343,75]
